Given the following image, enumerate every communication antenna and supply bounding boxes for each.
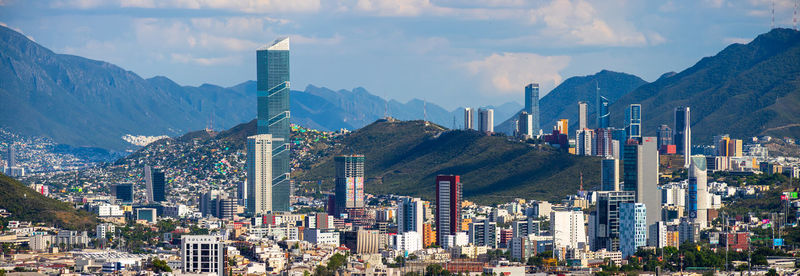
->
[423,99,428,123]
[794,0,798,30]
[772,0,775,29]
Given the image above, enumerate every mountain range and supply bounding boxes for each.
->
[0,25,520,151]
[606,28,800,143]
[2,24,800,151]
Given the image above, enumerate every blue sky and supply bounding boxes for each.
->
[0,0,797,109]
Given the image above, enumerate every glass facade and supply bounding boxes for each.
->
[257,37,291,212]
[524,83,540,135]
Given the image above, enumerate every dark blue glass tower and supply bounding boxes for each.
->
[257,37,291,212]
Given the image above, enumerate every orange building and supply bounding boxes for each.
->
[461,218,472,232]
[423,223,437,247]
[666,231,680,248]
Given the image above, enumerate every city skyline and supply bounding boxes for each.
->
[1,1,795,109]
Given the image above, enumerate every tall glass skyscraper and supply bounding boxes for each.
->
[625,104,642,139]
[524,83,540,135]
[674,106,691,168]
[257,37,291,211]
[596,85,610,129]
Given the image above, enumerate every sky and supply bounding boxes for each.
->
[0,0,797,110]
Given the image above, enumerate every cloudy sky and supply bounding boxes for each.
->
[0,0,797,109]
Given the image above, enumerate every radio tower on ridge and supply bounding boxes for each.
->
[772,0,775,29]
[794,0,798,30]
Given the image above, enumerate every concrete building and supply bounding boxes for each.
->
[247,134,280,215]
[136,208,157,223]
[182,235,225,276]
[464,108,474,130]
[478,108,494,133]
[551,209,586,252]
[397,197,424,249]
[576,129,594,156]
[578,101,588,130]
[625,104,642,139]
[623,137,661,230]
[468,219,498,248]
[334,155,365,216]
[303,229,340,246]
[518,111,533,139]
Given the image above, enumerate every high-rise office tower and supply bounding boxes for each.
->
[113,184,134,204]
[335,155,365,216]
[257,37,291,211]
[601,158,619,191]
[578,101,588,130]
[464,108,474,130]
[596,86,610,129]
[237,181,247,206]
[5,144,16,168]
[595,128,613,157]
[674,106,691,168]
[620,202,647,258]
[145,166,166,203]
[592,191,635,251]
[657,125,673,148]
[398,197,424,234]
[478,108,494,133]
[576,129,594,156]
[247,134,278,215]
[625,104,642,139]
[436,175,461,246]
[688,156,709,228]
[623,137,661,229]
[525,83,541,135]
[181,235,225,276]
[518,111,533,138]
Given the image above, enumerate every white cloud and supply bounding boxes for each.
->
[170,53,238,65]
[354,0,434,16]
[464,52,570,96]
[52,0,322,12]
[292,34,343,45]
[527,0,661,47]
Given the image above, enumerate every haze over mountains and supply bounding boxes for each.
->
[0,25,519,150]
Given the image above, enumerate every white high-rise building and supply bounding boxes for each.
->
[688,156,710,228]
[576,129,594,156]
[395,231,422,253]
[578,101,588,130]
[469,219,498,248]
[478,108,494,133]
[182,235,225,276]
[398,197,424,249]
[247,134,282,215]
[464,108,474,130]
[518,111,533,139]
[550,210,586,252]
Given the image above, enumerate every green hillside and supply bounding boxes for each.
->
[295,119,600,204]
[0,173,96,230]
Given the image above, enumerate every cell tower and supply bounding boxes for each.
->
[423,99,429,126]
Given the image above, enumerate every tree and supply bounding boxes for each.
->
[151,257,172,273]
[424,264,451,276]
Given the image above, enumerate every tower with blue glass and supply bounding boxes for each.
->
[524,83,540,135]
[257,37,291,212]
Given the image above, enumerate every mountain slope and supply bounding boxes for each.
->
[609,28,800,143]
[294,120,600,204]
[495,70,647,134]
[0,173,96,230]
